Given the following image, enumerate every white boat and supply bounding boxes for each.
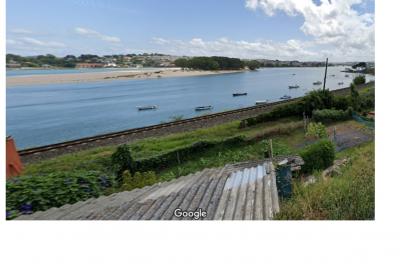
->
[137,105,158,111]
[280,95,291,100]
[255,100,269,105]
[288,84,300,89]
[195,105,213,111]
[313,81,322,85]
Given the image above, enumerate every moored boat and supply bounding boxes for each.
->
[195,105,213,111]
[338,82,344,85]
[255,100,269,105]
[313,81,322,85]
[280,95,291,100]
[232,92,247,97]
[288,84,300,89]
[137,105,158,111]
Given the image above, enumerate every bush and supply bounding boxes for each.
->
[332,96,350,110]
[119,170,158,191]
[300,139,335,173]
[6,171,114,216]
[306,122,328,139]
[302,89,334,116]
[353,75,366,85]
[350,83,360,111]
[111,145,135,182]
[240,101,303,127]
[312,108,351,123]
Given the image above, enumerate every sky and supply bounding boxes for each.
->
[6,0,375,61]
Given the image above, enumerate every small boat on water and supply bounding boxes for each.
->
[292,73,296,76]
[345,74,349,77]
[255,100,269,105]
[195,105,213,111]
[137,105,158,111]
[280,95,291,100]
[338,82,344,85]
[232,92,247,97]
[288,84,300,89]
[313,81,322,85]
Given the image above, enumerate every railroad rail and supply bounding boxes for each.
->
[18,81,374,162]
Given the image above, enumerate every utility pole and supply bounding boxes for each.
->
[323,57,328,91]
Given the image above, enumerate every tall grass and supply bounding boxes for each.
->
[275,142,374,220]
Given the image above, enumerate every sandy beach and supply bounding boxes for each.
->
[6,69,246,87]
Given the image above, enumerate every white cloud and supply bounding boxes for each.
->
[9,28,34,34]
[245,0,374,61]
[150,37,317,60]
[7,37,65,48]
[75,27,121,43]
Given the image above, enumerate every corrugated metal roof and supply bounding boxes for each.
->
[16,160,279,220]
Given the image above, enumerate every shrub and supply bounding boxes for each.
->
[240,101,303,127]
[332,96,350,110]
[111,145,135,181]
[350,83,361,111]
[6,171,114,216]
[359,90,375,111]
[312,108,351,123]
[119,170,158,191]
[306,122,328,139]
[302,89,334,116]
[353,75,366,85]
[300,139,335,173]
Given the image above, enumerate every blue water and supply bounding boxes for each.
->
[6,67,167,77]
[6,67,374,149]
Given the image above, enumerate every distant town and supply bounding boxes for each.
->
[6,53,374,71]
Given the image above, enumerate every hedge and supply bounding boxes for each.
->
[300,139,335,173]
[240,101,303,128]
[130,135,246,172]
[312,108,352,123]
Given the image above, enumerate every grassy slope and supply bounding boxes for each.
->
[23,117,301,177]
[275,141,375,220]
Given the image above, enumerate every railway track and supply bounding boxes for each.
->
[18,82,374,160]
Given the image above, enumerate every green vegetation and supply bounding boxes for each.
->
[241,85,374,128]
[174,56,245,70]
[312,108,352,123]
[243,60,262,70]
[6,171,115,217]
[111,145,135,182]
[276,142,374,220]
[174,56,262,71]
[353,75,366,85]
[305,122,328,139]
[118,171,158,193]
[300,139,335,173]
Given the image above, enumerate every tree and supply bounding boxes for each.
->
[245,60,261,70]
[111,145,135,183]
[353,75,366,85]
[302,89,334,116]
[350,83,360,111]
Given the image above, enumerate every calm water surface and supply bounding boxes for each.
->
[6,67,374,149]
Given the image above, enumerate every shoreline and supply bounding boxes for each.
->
[6,69,247,87]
